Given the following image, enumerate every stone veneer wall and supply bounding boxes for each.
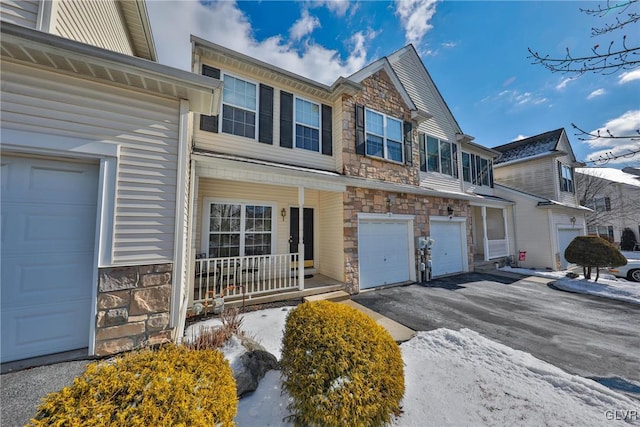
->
[95,264,173,356]
[343,187,472,293]
[341,69,420,186]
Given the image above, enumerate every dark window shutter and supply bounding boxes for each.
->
[258,84,274,144]
[200,65,220,133]
[608,226,614,240]
[355,104,365,155]
[569,167,575,193]
[321,104,332,155]
[605,197,611,211]
[452,143,459,178]
[419,133,426,172]
[475,155,482,186]
[280,91,293,148]
[403,121,413,165]
[489,160,494,188]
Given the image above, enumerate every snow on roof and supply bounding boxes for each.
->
[576,167,640,188]
[492,129,564,164]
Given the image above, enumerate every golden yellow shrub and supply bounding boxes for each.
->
[29,344,237,427]
[281,301,404,427]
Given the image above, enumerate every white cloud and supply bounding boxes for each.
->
[587,89,605,100]
[441,41,456,48]
[513,134,528,141]
[555,77,573,90]
[618,69,640,84]
[289,10,321,41]
[314,0,351,17]
[496,89,548,107]
[395,0,439,46]
[583,110,640,165]
[146,1,369,85]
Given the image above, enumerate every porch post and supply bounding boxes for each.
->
[481,206,489,261]
[502,208,509,258]
[298,186,305,290]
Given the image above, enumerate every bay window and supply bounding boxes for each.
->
[462,151,493,187]
[421,134,458,177]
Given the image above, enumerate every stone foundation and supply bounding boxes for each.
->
[95,263,173,356]
[344,187,472,293]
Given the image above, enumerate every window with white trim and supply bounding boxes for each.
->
[587,225,614,241]
[295,97,320,152]
[560,163,574,193]
[365,109,403,162]
[221,74,257,139]
[586,196,611,212]
[424,135,458,177]
[206,202,273,257]
[462,151,493,186]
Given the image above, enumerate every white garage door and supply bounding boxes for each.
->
[557,228,583,270]
[1,155,98,362]
[430,220,466,277]
[359,219,411,289]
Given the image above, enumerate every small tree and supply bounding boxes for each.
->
[564,235,627,281]
[620,227,638,251]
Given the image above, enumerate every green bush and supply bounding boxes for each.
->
[281,301,404,427]
[620,228,638,251]
[29,344,237,426]
[565,235,627,281]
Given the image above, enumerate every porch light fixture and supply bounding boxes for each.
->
[570,216,576,226]
[281,208,287,221]
[386,195,395,211]
[447,206,454,218]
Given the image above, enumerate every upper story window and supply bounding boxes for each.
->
[420,134,458,178]
[461,151,493,187]
[222,74,257,139]
[586,196,611,212]
[365,109,403,162]
[295,97,320,152]
[559,163,574,193]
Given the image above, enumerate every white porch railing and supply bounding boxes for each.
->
[193,253,299,303]
[487,239,509,259]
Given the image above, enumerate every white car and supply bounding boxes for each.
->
[608,260,640,282]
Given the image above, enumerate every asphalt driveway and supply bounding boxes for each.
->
[353,271,640,395]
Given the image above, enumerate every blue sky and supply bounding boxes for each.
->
[147,0,640,168]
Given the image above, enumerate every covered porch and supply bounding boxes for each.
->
[470,202,513,262]
[188,153,347,308]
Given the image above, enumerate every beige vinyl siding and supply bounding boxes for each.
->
[194,64,336,172]
[1,0,39,28]
[1,61,180,264]
[317,191,344,281]
[332,98,344,173]
[390,50,458,142]
[494,156,556,201]
[52,0,134,56]
[420,172,461,193]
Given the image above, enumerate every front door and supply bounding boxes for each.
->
[290,207,314,268]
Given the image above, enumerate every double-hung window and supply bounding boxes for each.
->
[423,135,458,177]
[365,109,403,162]
[222,74,257,139]
[586,196,611,212]
[587,225,614,241]
[559,163,574,193]
[206,202,273,258]
[295,98,320,152]
[461,151,493,186]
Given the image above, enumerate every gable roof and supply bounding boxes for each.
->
[576,167,640,188]
[118,0,157,61]
[347,56,418,112]
[492,128,566,165]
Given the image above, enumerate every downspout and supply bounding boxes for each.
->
[510,204,519,264]
[171,99,191,342]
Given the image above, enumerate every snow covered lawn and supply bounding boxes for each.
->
[500,252,640,305]
[187,307,639,426]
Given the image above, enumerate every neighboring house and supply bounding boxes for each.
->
[187,39,516,313]
[492,129,590,270]
[575,167,640,244]
[1,1,222,363]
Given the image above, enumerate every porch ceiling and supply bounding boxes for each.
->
[193,152,346,192]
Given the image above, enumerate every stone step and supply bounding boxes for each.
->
[303,290,351,303]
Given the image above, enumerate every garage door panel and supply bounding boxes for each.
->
[1,155,97,362]
[359,220,411,289]
[430,220,465,277]
[558,229,582,269]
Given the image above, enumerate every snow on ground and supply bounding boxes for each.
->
[187,307,639,426]
[500,261,640,305]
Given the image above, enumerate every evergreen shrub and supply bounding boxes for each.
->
[280,301,404,427]
[29,344,237,427]
[564,235,627,281]
[620,228,638,251]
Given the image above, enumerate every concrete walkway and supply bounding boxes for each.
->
[304,290,416,342]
